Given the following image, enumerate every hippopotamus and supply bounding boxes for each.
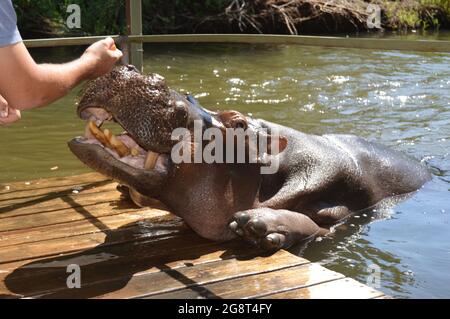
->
[68,65,431,251]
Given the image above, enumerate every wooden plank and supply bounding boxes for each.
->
[97,251,307,299]
[0,180,114,206]
[0,190,125,218]
[0,217,189,264]
[0,173,107,194]
[0,209,175,248]
[1,238,251,297]
[260,277,385,299]
[0,227,203,279]
[0,201,168,233]
[145,263,344,299]
[27,250,306,299]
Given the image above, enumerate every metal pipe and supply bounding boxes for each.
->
[23,34,450,53]
[125,0,143,72]
[23,35,120,48]
[130,34,450,53]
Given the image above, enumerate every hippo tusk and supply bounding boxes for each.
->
[104,129,131,158]
[144,151,159,170]
[87,121,131,158]
[88,121,112,148]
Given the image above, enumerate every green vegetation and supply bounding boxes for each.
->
[14,0,125,38]
[378,0,450,30]
[12,0,450,39]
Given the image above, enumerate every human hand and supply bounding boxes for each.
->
[81,37,123,79]
[0,94,21,126]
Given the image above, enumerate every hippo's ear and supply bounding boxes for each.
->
[266,134,288,155]
[253,133,287,167]
[254,132,287,157]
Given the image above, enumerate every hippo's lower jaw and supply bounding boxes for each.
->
[68,109,170,196]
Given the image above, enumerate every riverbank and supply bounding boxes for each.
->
[15,0,450,39]
[183,0,450,34]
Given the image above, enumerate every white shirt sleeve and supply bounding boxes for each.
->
[0,0,22,47]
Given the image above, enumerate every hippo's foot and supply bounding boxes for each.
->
[229,208,324,251]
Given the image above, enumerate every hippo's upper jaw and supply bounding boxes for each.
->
[68,65,181,195]
[75,65,189,154]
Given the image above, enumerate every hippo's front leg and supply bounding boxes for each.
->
[229,208,327,251]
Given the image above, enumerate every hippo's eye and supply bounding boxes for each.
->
[218,110,248,130]
[232,119,247,130]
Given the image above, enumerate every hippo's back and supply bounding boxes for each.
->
[323,134,431,196]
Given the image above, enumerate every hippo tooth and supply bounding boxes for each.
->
[129,189,146,208]
[131,147,140,157]
[100,128,115,149]
[84,122,95,139]
[89,121,111,148]
[110,134,131,158]
[104,128,130,158]
[103,128,112,142]
[144,151,159,170]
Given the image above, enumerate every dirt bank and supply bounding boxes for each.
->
[183,0,450,34]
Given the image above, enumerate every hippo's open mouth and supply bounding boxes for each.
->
[70,106,169,173]
[67,65,226,194]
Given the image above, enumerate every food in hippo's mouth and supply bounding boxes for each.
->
[87,120,131,157]
[81,117,163,171]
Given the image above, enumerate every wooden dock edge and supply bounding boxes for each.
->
[0,173,388,299]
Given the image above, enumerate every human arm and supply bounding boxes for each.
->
[0,94,21,126]
[0,37,122,111]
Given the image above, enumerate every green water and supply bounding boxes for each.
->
[1,40,449,298]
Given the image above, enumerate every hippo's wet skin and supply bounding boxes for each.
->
[68,65,431,251]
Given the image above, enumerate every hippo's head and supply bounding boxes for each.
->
[75,65,189,153]
[68,66,286,196]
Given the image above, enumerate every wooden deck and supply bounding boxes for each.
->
[0,173,386,299]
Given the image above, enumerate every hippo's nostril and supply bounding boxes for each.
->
[234,121,246,129]
[126,64,138,72]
